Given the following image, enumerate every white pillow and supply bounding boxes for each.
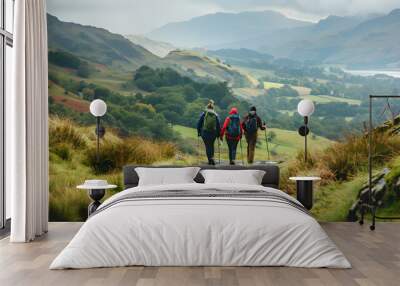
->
[135,167,200,186]
[200,169,266,185]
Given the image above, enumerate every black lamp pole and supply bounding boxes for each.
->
[298,116,310,163]
[96,117,100,164]
[304,116,308,163]
[94,117,106,164]
[90,99,107,169]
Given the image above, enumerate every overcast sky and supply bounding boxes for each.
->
[46,0,400,35]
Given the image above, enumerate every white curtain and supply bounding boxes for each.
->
[7,0,49,242]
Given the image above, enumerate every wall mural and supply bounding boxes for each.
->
[47,1,400,222]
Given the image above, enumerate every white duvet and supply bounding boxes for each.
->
[50,183,351,269]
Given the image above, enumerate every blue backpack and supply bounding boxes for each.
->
[227,114,241,137]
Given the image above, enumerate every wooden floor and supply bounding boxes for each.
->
[0,222,399,286]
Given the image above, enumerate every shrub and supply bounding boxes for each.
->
[84,137,176,174]
[49,187,88,222]
[320,132,400,180]
[160,142,177,158]
[285,131,400,189]
[49,117,87,149]
[51,143,72,161]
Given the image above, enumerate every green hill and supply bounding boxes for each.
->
[47,14,159,70]
[48,14,252,87]
[165,50,253,88]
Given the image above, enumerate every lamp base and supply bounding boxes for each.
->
[87,189,105,217]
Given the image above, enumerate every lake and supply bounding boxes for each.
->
[344,69,400,78]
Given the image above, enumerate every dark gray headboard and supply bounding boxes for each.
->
[123,164,280,189]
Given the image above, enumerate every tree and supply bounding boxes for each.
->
[82,88,95,101]
[48,50,81,69]
[135,78,156,92]
[94,87,111,100]
[77,62,90,78]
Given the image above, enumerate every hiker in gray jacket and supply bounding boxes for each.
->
[197,100,221,165]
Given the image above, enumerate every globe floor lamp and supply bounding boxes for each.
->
[89,99,107,164]
[297,99,315,163]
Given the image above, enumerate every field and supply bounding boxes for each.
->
[301,94,361,105]
[233,81,361,107]
[233,87,264,98]
[292,86,311,96]
[173,125,333,163]
[263,81,284,89]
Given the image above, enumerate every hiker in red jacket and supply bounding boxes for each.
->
[220,107,243,165]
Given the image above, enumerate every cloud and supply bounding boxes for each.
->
[47,0,400,34]
[207,0,400,16]
[47,0,220,35]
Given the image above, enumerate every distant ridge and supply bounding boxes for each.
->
[147,8,400,68]
[47,14,159,69]
[147,10,311,48]
[125,35,175,58]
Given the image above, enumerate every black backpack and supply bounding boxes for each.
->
[245,116,258,134]
[227,114,241,137]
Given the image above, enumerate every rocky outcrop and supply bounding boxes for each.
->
[347,168,398,221]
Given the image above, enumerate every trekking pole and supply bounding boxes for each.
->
[239,137,245,166]
[263,122,271,161]
[197,136,201,164]
[218,138,221,165]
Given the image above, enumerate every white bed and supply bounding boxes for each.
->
[50,183,351,269]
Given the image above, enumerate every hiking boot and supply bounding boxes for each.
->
[229,161,235,165]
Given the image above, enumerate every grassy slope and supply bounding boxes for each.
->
[49,118,178,221]
[173,125,333,163]
[312,159,400,221]
[49,122,124,221]
[311,175,365,221]
[165,50,253,87]
[49,63,137,97]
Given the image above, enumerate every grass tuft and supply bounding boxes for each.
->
[49,117,87,149]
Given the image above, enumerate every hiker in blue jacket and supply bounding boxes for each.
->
[197,100,221,165]
[242,106,266,164]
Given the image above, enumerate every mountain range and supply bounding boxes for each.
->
[148,9,400,68]
[148,11,310,49]
[47,14,252,87]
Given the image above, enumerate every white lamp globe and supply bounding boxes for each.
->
[297,99,315,117]
[90,99,107,117]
